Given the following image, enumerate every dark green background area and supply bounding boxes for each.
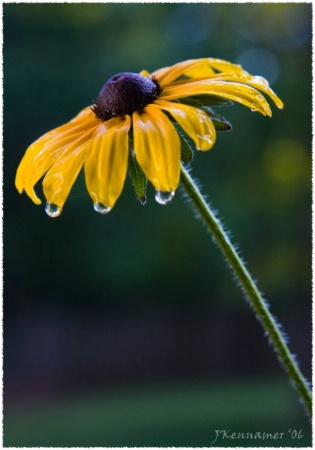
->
[3,3,312,447]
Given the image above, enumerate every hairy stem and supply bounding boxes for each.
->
[180,163,312,417]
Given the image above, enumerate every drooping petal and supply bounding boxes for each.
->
[238,75,284,109]
[133,105,180,192]
[164,73,283,111]
[151,59,212,86]
[181,63,218,80]
[160,80,273,116]
[15,107,100,204]
[151,58,250,86]
[154,99,216,151]
[200,58,249,77]
[180,74,283,110]
[42,128,98,207]
[84,116,131,209]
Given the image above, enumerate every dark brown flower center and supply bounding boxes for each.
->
[92,72,161,121]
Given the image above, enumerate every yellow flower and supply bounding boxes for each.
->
[15,58,283,217]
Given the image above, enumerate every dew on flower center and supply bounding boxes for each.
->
[94,202,111,214]
[45,202,62,218]
[155,190,175,205]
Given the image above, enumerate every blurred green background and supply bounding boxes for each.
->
[3,3,312,447]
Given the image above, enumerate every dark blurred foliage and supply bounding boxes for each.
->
[3,3,312,446]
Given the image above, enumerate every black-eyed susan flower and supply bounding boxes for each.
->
[15,58,283,217]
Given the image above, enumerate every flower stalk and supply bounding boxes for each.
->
[180,163,312,418]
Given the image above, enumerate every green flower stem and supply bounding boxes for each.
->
[180,163,312,417]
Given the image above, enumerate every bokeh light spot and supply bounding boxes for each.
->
[262,138,310,185]
[237,48,279,85]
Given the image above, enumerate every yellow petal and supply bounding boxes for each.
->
[42,128,97,207]
[160,80,272,116]
[151,58,250,86]
[151,59,212,86]
[15,107,100,204]
[181,58,249,80]
[166,73,283,110]
[239,75,284,109]
[154,99,216,151]
[190,73,284,109]
[84,116,131,209]
[204,58,249,76]
[133,105,180,192]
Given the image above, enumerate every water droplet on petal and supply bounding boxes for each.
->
[251,76,270,88]
[197,134,213,149]
[155,190,175,205]
[45,202,62,218]
[94,202,111,214]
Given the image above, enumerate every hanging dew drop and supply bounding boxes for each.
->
[155,190,175,205]
[45,202,62,218]
[94,202,111,214]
